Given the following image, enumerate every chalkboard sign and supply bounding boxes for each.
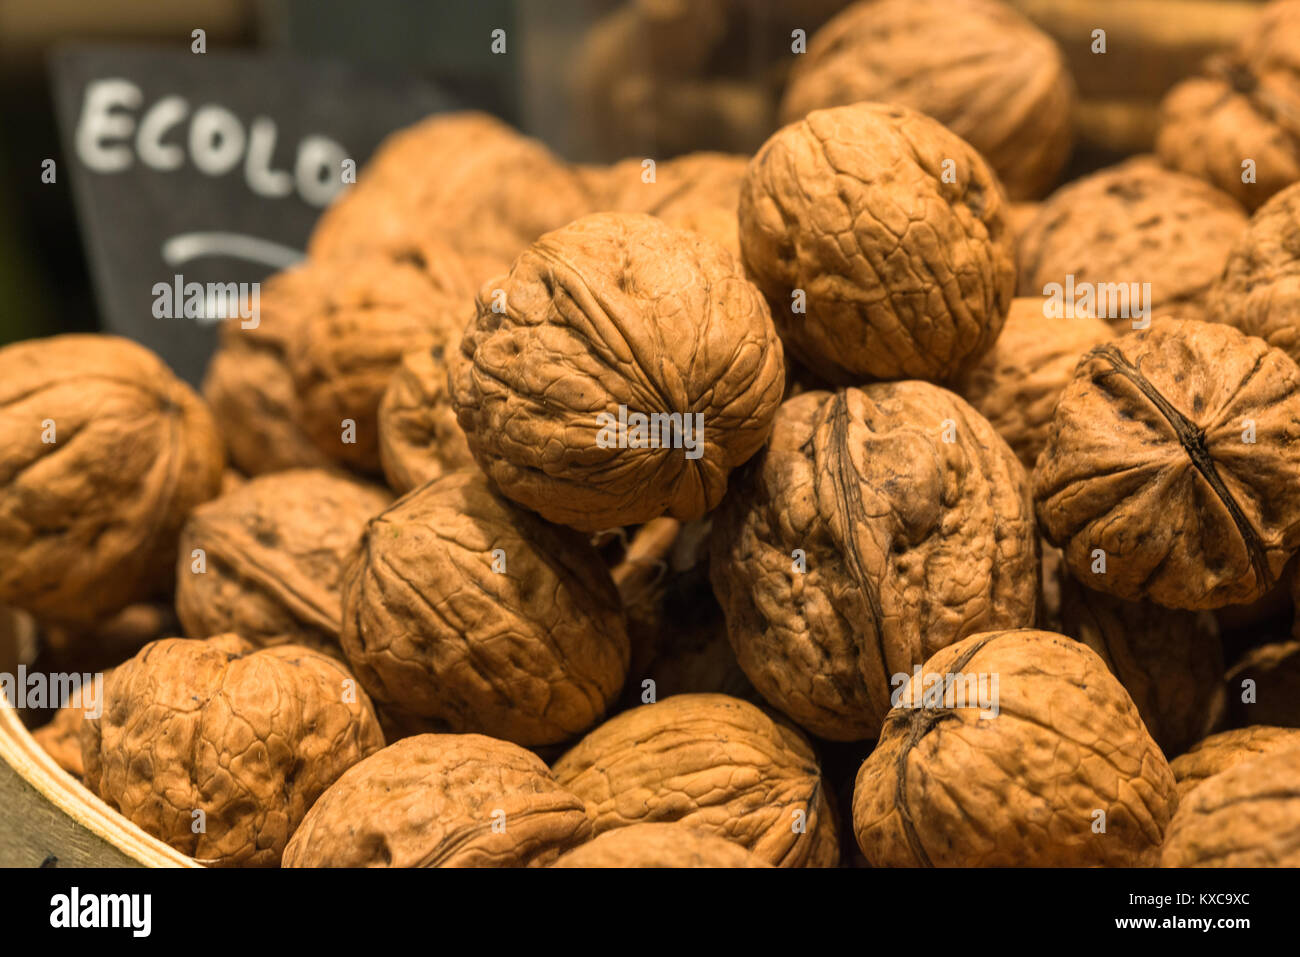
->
[50,45,459,386]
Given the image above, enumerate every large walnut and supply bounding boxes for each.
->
[175,470,390,654]
[80,634,384,867]
[1016,157,1248,327]
[552,693,839,868]
[0,335,224,626]
[287,239,477,473]
[1206,182,1300,366]
[779,0,1074,200]
[711,383,1038,741]
[1155,0,1300,212]
[1226,639,1300,728]
[954,298,1114,470]
[340,469,629,746]
[852,630,1177,867]
[550,823,770,869]
[308,111,591,266]
[1161,746,1300,867]
[282,734,591,868]
[376,346,476,495]
[450,212,785,532]
[1035,319,1300,610]
[739,102,1014,384]
[1170,725,1300,798]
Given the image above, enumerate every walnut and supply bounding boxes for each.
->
[1059,575,1225,757]
[710,383,1038,741]
[550,823,770,868]
[376,346,475,495]
[80,634,384,867]
[780,0,1073,200]
[340,469,629,746]
[1226,640,1300,728]
[954,298,1113,470]
[1206,182,1300,367]
[738,102,1015,384]
[450,212,785,532]
[33,668,113,780]
[308,111,591,266]
[1016,157,1248,327]
[285,238,476,473]
[0,335,224,626]
[175,469,390,655]
[852,630,1177,867]
[552,693,839,868]
[1161,746,1300,867]
[1155,0,1300,212]
[1170,725,1300,798]
[283,733,591,867]
[1034,319,1300,610]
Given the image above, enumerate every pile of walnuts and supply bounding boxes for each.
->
[7,0,1300,870]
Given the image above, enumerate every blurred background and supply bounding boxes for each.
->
[0,0,1271,347]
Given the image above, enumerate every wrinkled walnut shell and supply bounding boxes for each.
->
[739,102,1015,384]
[33,668,114,780]
[283,733,591,867]
[550,823,770,868]
[1170,724,1300,798]
[552,693,839,868]
[852,630,1177,867]
[711,383,1038,740]
[376,346,476,495]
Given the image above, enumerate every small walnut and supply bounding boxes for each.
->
[1170,725,1300,798]
[282,734,591,867]
[175,469,391,654]
[1016,157,1248,327]
[852,630,1177,867]
[552,693,839,868]
[376,346,476,495]
[0,335,224,625]
[780,0,1075,200]
[33,668,114,780]
[340,469,629,746]
[451,212,784,532]
[80,635,384,867]
[550,823,770,868]
[1207,182,1300,367]
[1034,319,1300,610]
[739,102,1014,384]
[1226,640,1300,728]
[954,298,1113,470]
[711,383,1038,740]
[1161,746,1300,867]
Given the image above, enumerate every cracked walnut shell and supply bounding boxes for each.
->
[450,212,785,532]
[80,634,384,867]
[0,335,224,626]
[1034,319,1300,610]
[852,630,1177,867]
[340,469,629,746]
[550,823,770,869]
[711,383,1038,741]
[552,693,839,868]
[739,102,1014,384]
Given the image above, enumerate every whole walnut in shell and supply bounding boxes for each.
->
[283,734,591,868]
[1170,725,1300,798]
[852,630,1177,867]
[0,335,224,625]
[551,823,770,869]
[1016,157,1248,327]
[80,634,384,867]
[739,102,1015,384]
[1161,746,1300,867]
[450,212,785,532]
[1225,639,1300,728]
[175,469,390,654]
[1206,182,1300,366]
[1034,319,1300,610]
[780,0,1075,200]
[376,345,476,495]
[1155,0,1300,212]
[711,383,1038,741]
[954,298,1114,469]
[552,693,839,868]
[340,469,629,746]
[33,668,114,780]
